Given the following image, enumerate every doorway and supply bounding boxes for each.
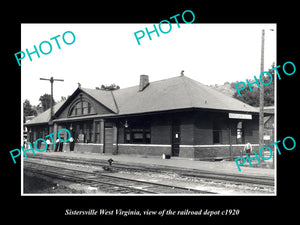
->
[104,125,113,154]
[171,123,180,156]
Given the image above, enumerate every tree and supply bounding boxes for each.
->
[96,83,120,91]
[232,81,260,106]
[23,99,37,123]
[232,63,275,107]
[23,100,37,117]
[39,94,56,112]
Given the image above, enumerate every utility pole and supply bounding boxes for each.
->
[40,76,64,122]
[259,29,265,157]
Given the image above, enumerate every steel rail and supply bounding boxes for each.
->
[24,161,215,194]
[26,154,274,186]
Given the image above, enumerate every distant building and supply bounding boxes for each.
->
[25,75,271,160]
[23,115,36,138]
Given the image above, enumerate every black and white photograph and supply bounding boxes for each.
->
[5,5,298,223]
[21,23,276,196]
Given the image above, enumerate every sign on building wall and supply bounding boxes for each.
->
[228,113,252,120]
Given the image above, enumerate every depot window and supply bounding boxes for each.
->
[69,121,94,143]
[124,123,151,144]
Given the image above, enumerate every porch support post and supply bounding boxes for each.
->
[100,119,104,153]
[52,123,58,151]
[112,123,118,155]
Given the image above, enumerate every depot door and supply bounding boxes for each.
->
[104,126,113,154]
[171,123,180,156]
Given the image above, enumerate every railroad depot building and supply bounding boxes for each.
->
[25,75,263,160]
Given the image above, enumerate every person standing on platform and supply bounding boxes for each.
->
[46,138,51,152]
[243,142,253,161]
[24,138,27,150]
[69,137,75,152]
[54,138,60,152]
[59,137,64,152]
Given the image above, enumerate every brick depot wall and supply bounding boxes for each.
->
[74,143,103,153]
[243,119,259,144]
[180,121,194,145]
[38,142,258,160]
[151,119,171,145]
[193,112,259,146]
[193,144,259,160]
[178,146,195,158]
[179,145,246,160]
[117,115,172,145]
[194,146,232,160]
[41,142,103,153]
[117,144,171,156]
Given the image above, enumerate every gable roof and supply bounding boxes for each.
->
[25,75,258,125]
[49,87,119,119]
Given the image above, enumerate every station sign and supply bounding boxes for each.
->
[228,113,252,120]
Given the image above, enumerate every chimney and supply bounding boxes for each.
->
[139,74,149,91]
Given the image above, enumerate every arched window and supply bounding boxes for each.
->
[69,100,95,117]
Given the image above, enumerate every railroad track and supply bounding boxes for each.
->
[25,154,274,186]
[24,161,215,194]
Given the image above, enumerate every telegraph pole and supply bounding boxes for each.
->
[259,29,265,156]
[40,76,64,121]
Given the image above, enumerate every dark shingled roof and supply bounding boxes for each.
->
[113,76,258,115]
[25,75,258,125]
[80,88,119,113]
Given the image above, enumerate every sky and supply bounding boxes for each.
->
[21,23,276,106]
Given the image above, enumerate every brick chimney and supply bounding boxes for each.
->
[139,74,149,91]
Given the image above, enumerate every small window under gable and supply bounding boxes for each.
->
[69,100,95,117]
